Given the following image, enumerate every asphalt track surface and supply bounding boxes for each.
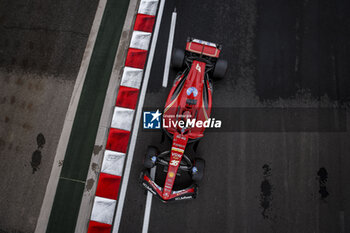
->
[118,0,350,233]
[0,0,349,232]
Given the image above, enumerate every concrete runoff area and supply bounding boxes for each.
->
[118,0,350,233]
[0,1,99,233]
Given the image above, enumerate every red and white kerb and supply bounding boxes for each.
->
[87,0,159,232]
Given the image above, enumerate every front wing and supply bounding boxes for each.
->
[140,170,197,202]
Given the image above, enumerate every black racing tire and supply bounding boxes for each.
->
[213,59,228,79]
[191,158,205,182]
[171,48,185,69]
[144,146,158,168]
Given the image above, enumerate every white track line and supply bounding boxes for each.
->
[111,0,166,232]
[141,167,156,233]
[142,8,177,233]
[162,9,177,87]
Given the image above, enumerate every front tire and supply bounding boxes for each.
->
[191,158,205,181]
[143,146,158,168]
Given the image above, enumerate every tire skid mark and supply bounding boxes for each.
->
[260,164,273,219]
[317,167,329,200]
[30,133,45,174]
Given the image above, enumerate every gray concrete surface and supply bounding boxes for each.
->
[0,0,99,232]
[118,0,350,232]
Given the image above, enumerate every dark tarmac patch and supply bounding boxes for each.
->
[0,138,5,150]
[260,164,273,219]
[93,145,103,155]
[10,96,15,104]
[30,133,45,174]
[15,78,24,86]
[11,57,16,65]
[1,97,6,104]
[91,162,99,175]
[317,167,329,200]
[22,123,32,130]
[26,102,33,111]
[85,178,95,192]
[31,150,42,174]
[36,133,45,148]
[20,101,26,109]
[58,160,64,167]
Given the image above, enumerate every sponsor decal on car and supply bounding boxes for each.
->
[169,160,179,166]
[173,143,185,148]
[172,152,182,159]
[195,64,201,73]
[192,38,217,48]
[186,87,198,97]
[172,188,192,196]
[175,195,193,201]
[171,147,184,153]
[142,182,156,195]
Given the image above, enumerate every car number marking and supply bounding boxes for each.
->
[170,160,179,166]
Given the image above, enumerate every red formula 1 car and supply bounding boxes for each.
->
[140,38,227,202]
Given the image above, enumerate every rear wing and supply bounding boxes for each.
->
[185,38,221,58]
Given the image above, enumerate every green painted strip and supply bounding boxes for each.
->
[46,179,85,233]
[46,0,130,232]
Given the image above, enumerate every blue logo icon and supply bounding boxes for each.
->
[186,87,198,97]
[143,109,162,129]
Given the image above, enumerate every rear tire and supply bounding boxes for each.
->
[191,158,205,181]
[171,48,185,69]
[144,146,158,168]
[213,59,227,79]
